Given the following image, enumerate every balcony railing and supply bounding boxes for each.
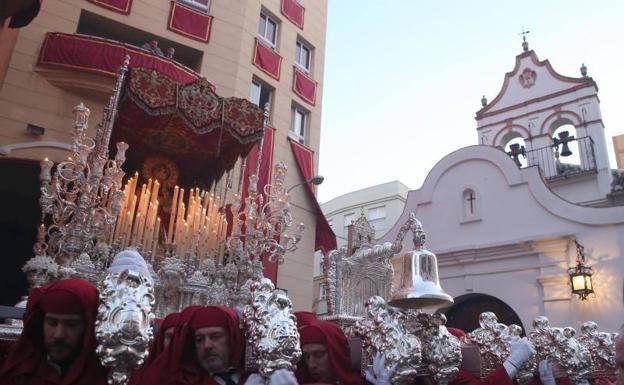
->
[508,135,597,180]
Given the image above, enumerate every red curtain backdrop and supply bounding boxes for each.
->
[240,126,277,282]
[167,1,213,43]
[288,139,337,254]
[38,32,203,85]
[280,0,304,29]
[252,38,282,81]
[292,67,317,106]
[87,0,132,15]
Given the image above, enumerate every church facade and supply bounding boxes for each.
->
[381,42,624,332]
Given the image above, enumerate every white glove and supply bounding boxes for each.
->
[244,373,265,385]
[268,369,298,385]
[364,352,397,385]
[538,359,557,385]
[503,337,535,378]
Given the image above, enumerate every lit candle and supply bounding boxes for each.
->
[152,218,160,259]
[168,185,179,244]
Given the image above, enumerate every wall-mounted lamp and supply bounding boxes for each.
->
[286,174,324,193]
[567,239,594,300]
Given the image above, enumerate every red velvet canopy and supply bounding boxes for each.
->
[110,67,264,190]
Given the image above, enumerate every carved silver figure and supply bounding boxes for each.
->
[578,321,617,378]
[528,316,592,384]
[464,312,535,384]
[407,312,462,385]
[355,296,421,385]
[242,278,301,381]
[95,249,155,385]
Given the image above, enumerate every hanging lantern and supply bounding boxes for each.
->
[567,239,594,300]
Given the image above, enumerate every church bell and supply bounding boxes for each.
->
[389,219,453,309]
[553,130,574,157]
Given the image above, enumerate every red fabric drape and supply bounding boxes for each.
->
[240,126,277,282]
[293,67,317,106]
[167,1,213,43]
[288,139,337,253]
[38,32,202,84]
[87,0,132,14]
[280,0,304,29]
[252,38,282,80]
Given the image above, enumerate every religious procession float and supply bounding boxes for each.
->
[0,59,617,385]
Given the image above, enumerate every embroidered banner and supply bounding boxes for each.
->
[293,67,317,106]
[38,32,203,84]
[87,0,132,15]
[167,1,213,43]
[280,0,304,29]
[288,139,337,254]
[252,38,282,81]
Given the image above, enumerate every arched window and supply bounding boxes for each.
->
[501,132,527,168]
[552,124,580,167]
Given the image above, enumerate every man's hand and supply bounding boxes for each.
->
[244,370,299,385]
[364,352,397,385]
[538,359,557,385]
[503,337,535,378]
[268,369,298,385]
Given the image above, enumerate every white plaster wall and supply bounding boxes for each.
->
[382,145,624,331]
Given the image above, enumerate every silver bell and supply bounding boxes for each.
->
[389,219,453,309]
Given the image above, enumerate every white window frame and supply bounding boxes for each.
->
[258,13,278,48]
[177,0,210,12]
[367,206,386,232]
[250,81,273,112]
[290,106,307,144]
[295,40,311,72]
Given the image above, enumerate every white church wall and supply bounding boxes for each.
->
[382,145,624,331]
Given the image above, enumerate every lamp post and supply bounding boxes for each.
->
[286,174,324,193]
[568,239,594,300]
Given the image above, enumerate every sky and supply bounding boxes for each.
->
[316,0,624,203]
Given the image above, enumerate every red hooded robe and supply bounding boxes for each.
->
[136,305,248,385]
[0,278,107,385]
[296,320,364,385]
[444,328,514,385]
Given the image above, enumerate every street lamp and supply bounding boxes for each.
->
[568,239,594,300]
[287,174,324,193]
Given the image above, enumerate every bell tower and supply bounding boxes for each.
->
[476,38,612,204]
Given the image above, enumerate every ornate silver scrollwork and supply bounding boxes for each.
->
[528,316,592,384]
[242,278,301,381]
[407,312,462,385]
[577,321,617,378]
[464,312,535,384]
[95,250,155,385]
[354,296,421,385]
[356,296,461,385]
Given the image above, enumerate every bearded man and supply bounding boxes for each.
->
[138,305,297,385]
[0,278,107,385]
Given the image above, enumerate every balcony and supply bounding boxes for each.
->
[507,135,597,181]
[37,32,208,96]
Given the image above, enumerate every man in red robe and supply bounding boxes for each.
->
[0,278,107,385]
[146,312,180,365]
[137,305,297,385]
[296,320,366,385]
